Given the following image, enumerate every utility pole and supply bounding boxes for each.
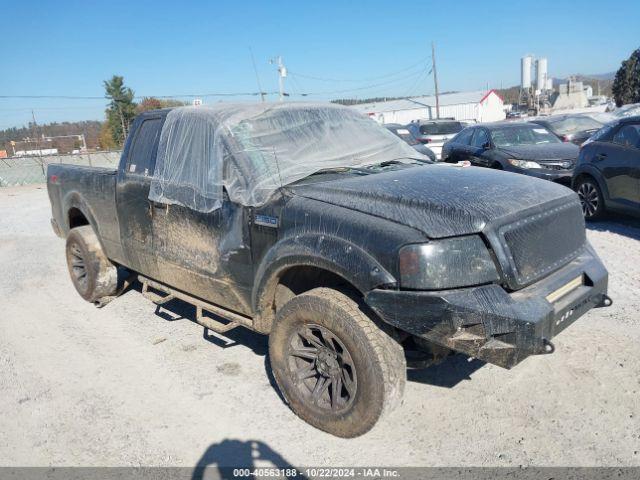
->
[31,110,40,154]
[431,42,440,119]
[271,56,287,101]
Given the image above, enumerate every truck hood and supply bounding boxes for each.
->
[289,164,576,238]
[499,143,579,161]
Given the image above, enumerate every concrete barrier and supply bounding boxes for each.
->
[0,151,122,187]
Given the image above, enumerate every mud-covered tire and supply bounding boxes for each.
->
[269,287,406,438]
[65,226,118,302]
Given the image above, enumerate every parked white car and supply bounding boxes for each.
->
[407,119,464,160]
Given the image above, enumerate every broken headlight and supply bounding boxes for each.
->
[398,236,499,290]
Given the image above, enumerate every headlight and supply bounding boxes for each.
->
[398,236,499,290]
[508,159,542,169]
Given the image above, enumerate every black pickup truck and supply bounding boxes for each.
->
[48,103,610,438]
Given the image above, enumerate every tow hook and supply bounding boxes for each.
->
[596,294,613,308]
[541,338,555,354]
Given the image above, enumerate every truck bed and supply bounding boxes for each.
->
[47,163,124,263]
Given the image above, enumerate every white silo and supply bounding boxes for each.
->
[521,56,533,89]
[536,57,548,90]
[545,77,553,91]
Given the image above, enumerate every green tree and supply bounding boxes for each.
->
[612,48,640,107]
[136,97,188,114]
[103,75,137,146]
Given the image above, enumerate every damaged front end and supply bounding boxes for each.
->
[366,199,611,369]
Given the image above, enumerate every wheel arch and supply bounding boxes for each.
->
[251,234,396,334]
[572,167,610,204]
[62,191,107,250]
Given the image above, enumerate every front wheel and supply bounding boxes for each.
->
[575,177,605,220]
[269,288,406,438]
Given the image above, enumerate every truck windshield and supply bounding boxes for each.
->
[491,125,561,147]
[150,103,425,212]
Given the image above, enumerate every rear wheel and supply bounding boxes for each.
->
[269,287,406,438]
[65,226,118,302]
[575,177,605,220]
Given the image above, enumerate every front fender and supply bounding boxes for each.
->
[251,233,396,328]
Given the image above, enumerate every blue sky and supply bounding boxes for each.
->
[1,0,638,129]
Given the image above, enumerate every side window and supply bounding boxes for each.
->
[470,129,490,148]
[126,118,163,176]
[612,124,640,149]
[454,128,474,145]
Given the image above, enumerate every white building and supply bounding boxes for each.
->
[14,148,58,157]
[350,90,506,124]
[552,80,590,110]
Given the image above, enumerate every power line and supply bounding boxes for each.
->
[289,68,427,96]
[0,58,432,101]
[288,57,431,83]
[249,47,266,102]
[399,67,432,99]
[0,91,279,100]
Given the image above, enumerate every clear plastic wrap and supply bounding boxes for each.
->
[149,102,423,211]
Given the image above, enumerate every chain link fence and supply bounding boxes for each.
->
[0,151,122,187]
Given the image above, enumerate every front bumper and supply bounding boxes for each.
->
[365,245,609,368]
[518,167,573,185]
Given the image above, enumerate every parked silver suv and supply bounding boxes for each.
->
[407,119,464,159]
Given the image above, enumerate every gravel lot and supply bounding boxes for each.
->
[1,185,639,468]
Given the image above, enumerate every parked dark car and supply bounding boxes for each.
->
[442,122,579,185]
[506,110,527,120]
[407,119,464,159]
[384,123,436,161]
[530,115,603,145]
[572,116,640,220]
[47,103,610,438]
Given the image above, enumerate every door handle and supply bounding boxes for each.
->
[594,153,607,161]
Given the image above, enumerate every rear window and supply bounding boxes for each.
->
[419,122,463,135]
[453,128,474,145]
[548,116,603,135]
[126,118,163,176]
[612,124,640,149]
[588,123,616,143]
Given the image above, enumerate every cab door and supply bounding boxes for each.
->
[151,196,253,314]
[116,114,165,278]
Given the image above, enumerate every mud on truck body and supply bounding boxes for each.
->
[47,103,611,437]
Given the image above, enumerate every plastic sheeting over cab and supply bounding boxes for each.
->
[148,102,424,212]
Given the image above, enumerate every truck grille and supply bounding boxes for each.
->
[499,200,586,288]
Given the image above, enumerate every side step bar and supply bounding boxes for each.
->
[139,276,253,335]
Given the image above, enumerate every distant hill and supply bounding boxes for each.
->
[578,72,616,81]
[0,120,103,153]
[553,73,613,97]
